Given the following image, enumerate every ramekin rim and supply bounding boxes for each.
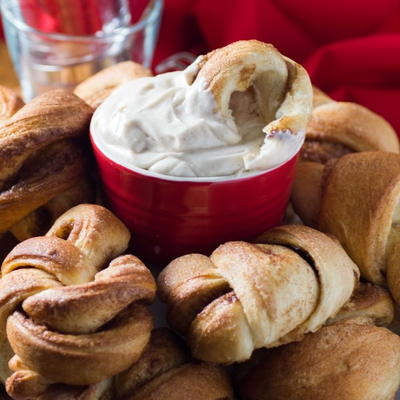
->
[90,132,303,184]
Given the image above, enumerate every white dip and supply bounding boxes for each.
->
[91,63,304,178]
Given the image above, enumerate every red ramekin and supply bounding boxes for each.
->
[91,136,300,264]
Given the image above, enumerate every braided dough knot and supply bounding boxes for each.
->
[159,225,358,364]
[0,204,156,399]
[0,89,93,238]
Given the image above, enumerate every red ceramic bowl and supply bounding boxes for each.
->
[91,136,300,264]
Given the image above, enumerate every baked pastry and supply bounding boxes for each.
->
[0,89,94,240]
[293,88,400,225]
[32,329,233,400]
[8,179,93,242]
[114,328,233,400]
[196,40,312,138]
[237,280,397,399]
[0,86,23,125]
[239,320,400,400]
[0,204,156,399]
[158,224,358,364]
[74,61,152,109]
[301,87,399,164]
[292,151,400,304]
[328,282,394,327]
[91,40,312,179]
[290,160,325,227]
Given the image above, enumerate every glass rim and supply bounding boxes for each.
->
[0,0,163,42]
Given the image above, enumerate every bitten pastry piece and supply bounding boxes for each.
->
[0,89,94,238]
[301,87,399,164]
[74,61,152,109]
[0,204,156,400]
[196,40,312,136]
[0,86,23,125]
[158,225,358,364]
[292,151,400,304]
[114,328,233,400]
[239,321,400,400]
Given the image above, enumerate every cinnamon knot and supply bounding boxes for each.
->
[159,225,358,364]
[0,89,93,241]
[0,204,156,399]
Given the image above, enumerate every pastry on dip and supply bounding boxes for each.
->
[90,40,313,261]
[91,40,312,178]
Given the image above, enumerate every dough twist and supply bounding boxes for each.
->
[0,89,93,238]
[0,204,156,399]
[34,328,233,400]
[114,328,233,400]
[238,281,397,400]
[239,320,400,400]
[293,151,400,305]
[158,225,358,364]
[302,87,399,164]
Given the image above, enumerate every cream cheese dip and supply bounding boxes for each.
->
[91,60,307,178]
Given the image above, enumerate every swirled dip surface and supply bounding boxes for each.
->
[91,63,304,178]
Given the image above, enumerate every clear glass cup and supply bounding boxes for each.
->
[0,0,163,100]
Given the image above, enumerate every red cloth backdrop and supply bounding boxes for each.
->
[154,0,400,134]
[2,0,400,133]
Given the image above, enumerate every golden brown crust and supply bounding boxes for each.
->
[295,92,399,231]
[74,61,152,109]
[0,141,86,234]
[158,225,357,364]
[114,329,233,400]
[9,178,94,241]
[291,161,324,227]
[319,152,400,286]
[292,151,400,306]
[0,205,156,399]
[257,225,359,341]
[195,40,312,136]
[239,322,400,400]
[0,89,93,238]
[300,87,399,189]
[127,363,233,400]
[0,85,24,125]
[114,328,187,398]
[328,283,394,327]
[305,101,399,156]
[0,89,92,190]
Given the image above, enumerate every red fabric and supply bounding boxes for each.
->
[2,1,400,132]
[153,0,400,134]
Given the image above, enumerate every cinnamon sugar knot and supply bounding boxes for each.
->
[158,225,358,364]
[0,89,93,242]
[0,204,156,399]
[302,87,399,165]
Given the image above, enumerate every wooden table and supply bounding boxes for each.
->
[0,42,19,89]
